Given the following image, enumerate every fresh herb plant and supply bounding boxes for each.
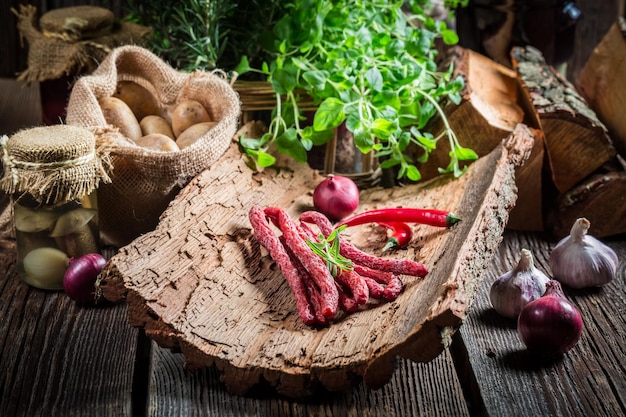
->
[306,226,353,277]
[124,0,286,72]
[237,0,476,181]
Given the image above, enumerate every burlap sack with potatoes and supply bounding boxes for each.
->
[67,45,240,247]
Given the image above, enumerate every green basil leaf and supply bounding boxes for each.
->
[365,67,383,92]
[353,125,374,154]
[371,118,397,140]
[405,164,421,181]
[256,150,276,167]
[454,146,479,161]
[271,67,297,95]
[313,98,345,130]
[302,70,329,91]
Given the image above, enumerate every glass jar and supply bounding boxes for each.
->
[0,125,110,289]
[13,192,99,289]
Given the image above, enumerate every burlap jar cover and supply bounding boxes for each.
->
[66,45,241,247]
[0,125,111,205]
[12,5,151,85]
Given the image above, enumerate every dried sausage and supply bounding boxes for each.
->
[249,206,315,325]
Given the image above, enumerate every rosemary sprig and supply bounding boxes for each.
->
[306,225,353,277]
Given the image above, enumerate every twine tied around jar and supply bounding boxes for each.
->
[0,125,112,205]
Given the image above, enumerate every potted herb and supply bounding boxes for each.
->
[236,0,475,182]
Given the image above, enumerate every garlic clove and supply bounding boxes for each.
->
[489,248,550,319]
[550,217,618,289]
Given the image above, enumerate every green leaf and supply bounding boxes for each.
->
[302,70,329,91]
[454,146,479,161]
[371,118,397,140]
[276,128,308,163]
[379,157,401,169]
[239,136,262,151]
[405,164,421,181]
[365,67,383,92]
[302,126,334,146]
[234,56,251,75]
[313,98,345,130]
[271,67,297,95]
[441,29,459,45]
[353,125,374,154]
[256,150,276,167]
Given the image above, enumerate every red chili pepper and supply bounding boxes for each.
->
[336,207,461,229]
[378,222,413,252]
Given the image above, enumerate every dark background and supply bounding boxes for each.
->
[1,0,625,81]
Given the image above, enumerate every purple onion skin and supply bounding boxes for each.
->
[312,174,360,222]
[63,253,107,305]
[517,280,583,356]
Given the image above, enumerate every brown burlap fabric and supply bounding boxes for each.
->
[13,5,151,84]
[39,6,114,40]
[66,45,241,247]
[0,125,111,205]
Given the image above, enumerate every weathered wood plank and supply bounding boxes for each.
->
[147,342,470,417]
[457,231,626,417]
[0,241,140,417]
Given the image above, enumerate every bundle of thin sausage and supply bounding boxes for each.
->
[249,206,429,326]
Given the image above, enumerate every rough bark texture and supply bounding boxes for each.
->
[415,47,525,182]
[545,159,626,239]
[99,124,534,399]
[575,18,626,159]
[511,45,616,194]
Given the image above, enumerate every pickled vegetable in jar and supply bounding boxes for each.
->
[0,125,111,289]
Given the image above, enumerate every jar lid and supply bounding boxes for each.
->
[0,125,111,205]
[40,6,115,41]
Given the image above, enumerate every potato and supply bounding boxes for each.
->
[171,100,212,138]
[175,122,217,149]
[140,115,175,139]
[99,96,142,141]
[113,80,161,121]
[135,133,180,152]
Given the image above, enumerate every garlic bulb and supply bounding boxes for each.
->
[550,217,618,288]
[489,249,551,319]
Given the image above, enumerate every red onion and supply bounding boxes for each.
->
[312,174,360,222]
[517,280,584,356]
[63,253,107,304]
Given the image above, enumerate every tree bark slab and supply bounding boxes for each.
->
[576,17,626,159]
[511,46,616,194]
[100,124,534,399]
[415,47,544,231]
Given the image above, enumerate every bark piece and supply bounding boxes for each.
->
[415,47,543,231]
[545,158,626,239]
[415,47,525,182]
[511,45,616,194]
[576,17,626,158]
[100,125,533,399]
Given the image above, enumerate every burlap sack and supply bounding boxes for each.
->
[66,45,240,247]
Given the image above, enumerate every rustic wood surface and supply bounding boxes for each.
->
[2,78,626,416]
[98,123,533,398]
[458,232,626,417]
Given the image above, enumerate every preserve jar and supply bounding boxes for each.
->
[0,125,110,289]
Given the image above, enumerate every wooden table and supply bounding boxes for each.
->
[1,79,625,416]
